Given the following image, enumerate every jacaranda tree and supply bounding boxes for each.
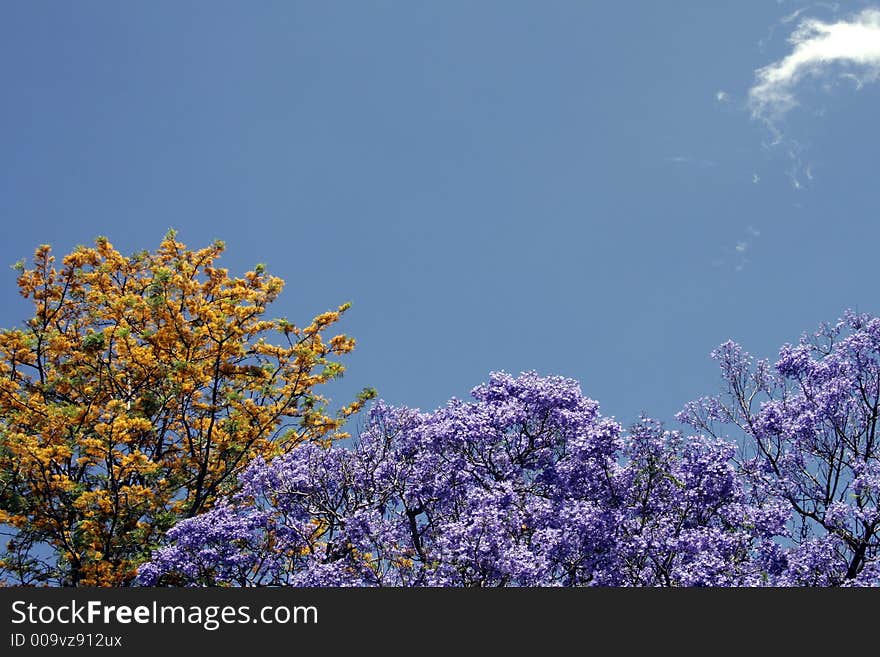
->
[137,372,795,586]
[678,311,880,586]
[0,232,373,586]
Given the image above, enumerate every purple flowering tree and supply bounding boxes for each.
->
[678,311,880,586]
[613,419,788,586]
[139,372,780,586]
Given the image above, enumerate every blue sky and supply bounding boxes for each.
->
[1,1,879,427]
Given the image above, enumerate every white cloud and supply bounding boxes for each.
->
[717,227,761,272]
[749,8,880,122]
[781,7,808,25]
[666,155,715,168]
[716,90,730,102]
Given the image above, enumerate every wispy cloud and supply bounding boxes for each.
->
[713,226,762,272]
[749,8,880,123]
[715,90,730,103]
[666,155,716,168]
[758,3,836,53]
[781,7,809,26]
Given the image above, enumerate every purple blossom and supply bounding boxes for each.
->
[680,311,880,585]
[138,311,880,587]
[140,372,784,587]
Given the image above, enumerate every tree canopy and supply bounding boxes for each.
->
[2,235,877,587]
[141,315,880,587]
[0,233,373,585]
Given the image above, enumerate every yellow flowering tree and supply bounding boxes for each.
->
[0,232,374,586]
